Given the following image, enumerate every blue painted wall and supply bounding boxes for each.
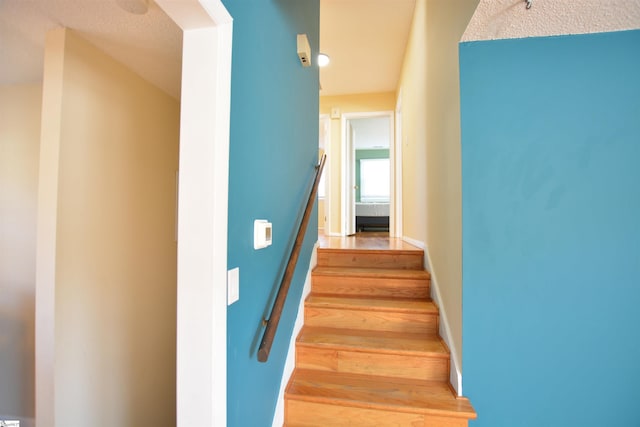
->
[460,30,640,427]
[222,1,319,426]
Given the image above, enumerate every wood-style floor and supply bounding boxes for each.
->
[318,232,421,251]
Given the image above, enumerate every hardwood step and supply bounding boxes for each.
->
[304,295,438,334]
[285,369,476,426]
[312,266,430,298]
[317,248,424,270]
[296,327,449,381]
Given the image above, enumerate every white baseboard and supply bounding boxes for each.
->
[325,232,342,237]
[401,236,429,267]
[271,241,318,427]
[402,236,463,396]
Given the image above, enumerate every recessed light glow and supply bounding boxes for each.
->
[317,53,330,67]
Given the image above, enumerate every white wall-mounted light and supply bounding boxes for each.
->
[317,53,330,67]
[297,34,311,67]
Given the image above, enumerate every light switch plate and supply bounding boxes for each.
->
[227,267,239,305]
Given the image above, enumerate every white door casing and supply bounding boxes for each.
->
[341,111,395,236]
[154,1,232,426]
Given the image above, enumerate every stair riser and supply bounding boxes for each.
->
[311,275,430,299]
[286,400,469,427]
[317,251,423,270]
[305,307,438,334]
[296,346,449,382]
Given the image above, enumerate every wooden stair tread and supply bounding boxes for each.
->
[313,266,430,279]
[286,369,476,419]
[286,240,476,425]
[318,236,423,252]
[298,326,448,357]
[306,294,437,314]
[317,248,425,270]
[318,247,424,255]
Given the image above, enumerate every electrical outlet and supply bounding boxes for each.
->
[227,267,239,305]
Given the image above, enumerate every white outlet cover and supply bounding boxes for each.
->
[227,267,239,305]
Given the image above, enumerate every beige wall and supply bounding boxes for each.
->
[37,29,179,427]
[0,84,42,423]
[398,0,479,380]
[319,92,395,235]
[398,2,428,244]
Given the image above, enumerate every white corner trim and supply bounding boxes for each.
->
[402,236,463,396]
[154,1,233,426]
[272,241,318,427]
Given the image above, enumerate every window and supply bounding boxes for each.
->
[360,158,389,202]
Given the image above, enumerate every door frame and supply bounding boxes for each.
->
[155,1,232,426]
[394,93,403,238]
[319,114,331,234]
[342,119,357,235]
[340,111,396,236]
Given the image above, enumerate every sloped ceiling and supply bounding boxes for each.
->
[320,0,416,96]
[0,0,182,98]
[1,0,417,99]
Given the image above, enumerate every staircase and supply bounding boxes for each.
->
[284,243,476,426]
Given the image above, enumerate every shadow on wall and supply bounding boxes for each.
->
[0,287,35,427]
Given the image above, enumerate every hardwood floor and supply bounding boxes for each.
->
[284,233,476,426]
[319,232,419,251]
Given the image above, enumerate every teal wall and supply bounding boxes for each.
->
[355,149,389,202]
[460,30,640,426]
[222,1,319,426]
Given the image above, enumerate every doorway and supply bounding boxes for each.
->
[341,112,395,236]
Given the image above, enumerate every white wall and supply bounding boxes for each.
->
[0,84,41,425]
[37,28,179,426]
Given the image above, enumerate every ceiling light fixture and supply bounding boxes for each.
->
[317,53,330,68]
[116,0,149,15]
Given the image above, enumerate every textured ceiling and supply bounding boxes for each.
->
[320,0,416,96]
[462,0,640,41]
[0,0,182,98]
[1,0,418,99]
